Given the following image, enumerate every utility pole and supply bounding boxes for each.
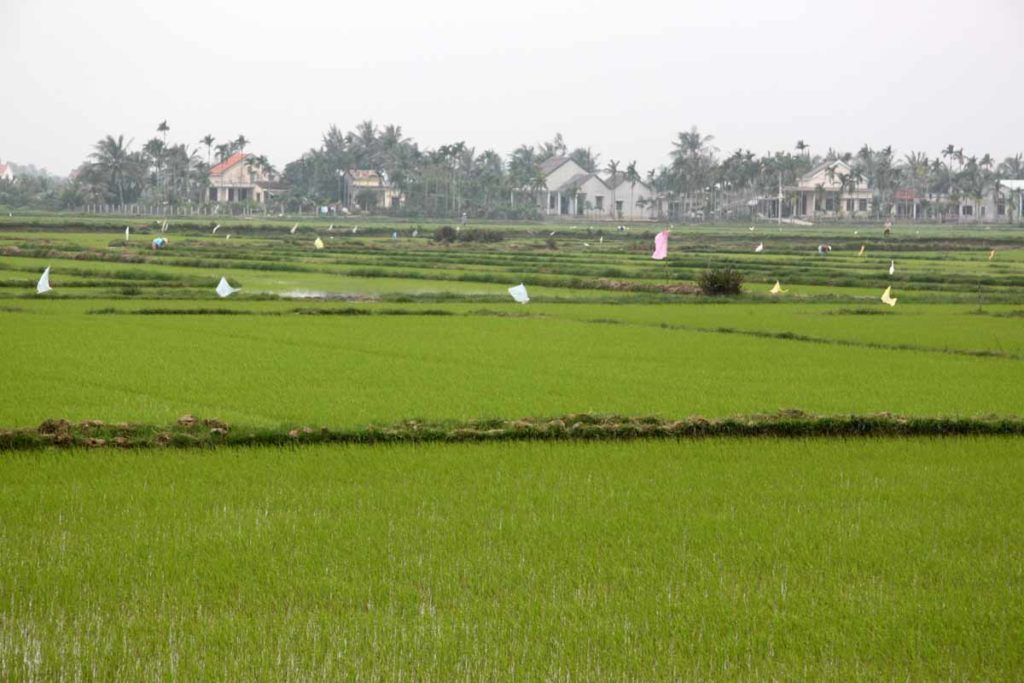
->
[778,173,783,225]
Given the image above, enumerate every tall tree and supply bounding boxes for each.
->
[625,160,641,218]
[200,135,215,165]
[88,134,135,205]
[569,147,600,173]
[538,133,567,161]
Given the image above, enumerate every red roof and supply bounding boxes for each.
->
[0,164,9,175]
[209,152,248,176]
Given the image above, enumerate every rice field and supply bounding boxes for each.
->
[2,437,1022,679]
[1,214,1022,678]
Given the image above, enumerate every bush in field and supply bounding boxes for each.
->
[433,226,458,243]
[698,267,743,296]
[433,226,504,244]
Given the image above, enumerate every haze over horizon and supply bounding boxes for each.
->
[2,0,1022,176]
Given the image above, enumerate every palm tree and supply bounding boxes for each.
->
[89,134,134,205]
[569,147,600,173]
[349,121,378,168]
[795,140,809,157]
[605,159,620,216]
[539,133,567,161]
[625,161,641,219]
[157,120,169,143]
[997,153,1023,178]
[645,168,659,218]
[670,127,716,216]
[214,143,231,163]
[234,135,250,153]
[143,138,167,198]
[200,135,215,165]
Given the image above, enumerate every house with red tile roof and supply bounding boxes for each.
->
[0,163,14,182]
[207,152,283,203]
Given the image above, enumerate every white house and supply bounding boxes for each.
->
[604,171,657,220]
[537,157,656,220]
[791,160,873,218]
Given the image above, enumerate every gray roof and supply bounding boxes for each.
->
[605,171,650,191]
[539,156,572,176]
[555,172,609,193]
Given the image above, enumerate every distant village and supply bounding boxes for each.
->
[2,123,1022,223]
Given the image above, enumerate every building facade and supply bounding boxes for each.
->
[343,170,403,211]
[537,157,656,220]
[207,152,282,203]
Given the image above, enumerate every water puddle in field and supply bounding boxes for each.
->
[278,290,379,301]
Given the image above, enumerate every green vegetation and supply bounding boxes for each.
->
[2,437,1022,679]
[1,217,1022,678]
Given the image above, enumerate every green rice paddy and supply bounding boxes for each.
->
[1,214,1022,678]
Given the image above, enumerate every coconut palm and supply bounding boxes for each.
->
[997,153,1023,178]
[670,127,717,215]
[157,120,169,143]
[539,133,567,161]
[200,135,215,165]
[605,159,620,216]
[569,147,600,173]
[795,140,809,157]
[625,160,641,218]
[234,135,250,153]
[89,134,134,205]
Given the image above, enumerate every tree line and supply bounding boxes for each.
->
[2,121,1022,220]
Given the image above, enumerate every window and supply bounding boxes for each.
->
[548,193,556,210]
[616,200,623,211]
[846,199,854,211]
[962,205,973,216]
[858,199,868,211]
[825,198,836,212]
[595,196,604,210]
[981,206,986,217]
[998,202,1006,216]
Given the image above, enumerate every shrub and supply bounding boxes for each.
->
[698,267,743,296]
[433,226,458,243]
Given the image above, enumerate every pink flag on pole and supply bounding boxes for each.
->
[652,230,669,260]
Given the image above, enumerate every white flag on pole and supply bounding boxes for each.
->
[36,266,52,294]
[508,283,529,304]
[216,277,239,298]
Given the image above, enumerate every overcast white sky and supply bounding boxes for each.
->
[1,0,1022,175]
